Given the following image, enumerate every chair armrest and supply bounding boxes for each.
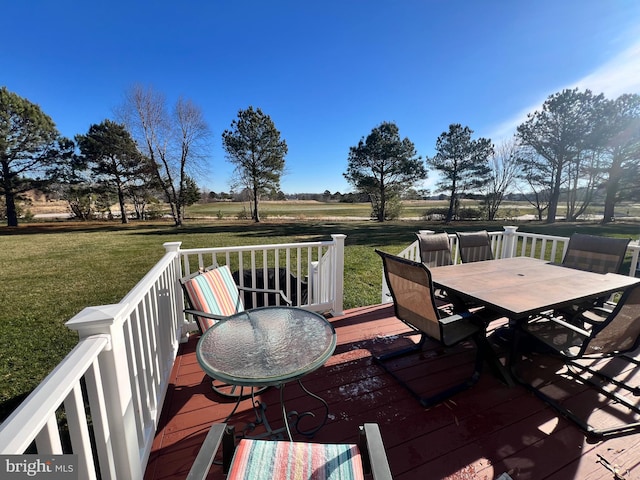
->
[438,312,469,326]
[186,424,235,480]
[237,286,292,305]
[184,309,227,321]
[359,423,393,480]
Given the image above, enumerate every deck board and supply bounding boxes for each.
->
[144,304,640,480]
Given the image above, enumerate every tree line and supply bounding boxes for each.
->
[345,89,640,223]
[1,86,287,226]
[2,85,639,226]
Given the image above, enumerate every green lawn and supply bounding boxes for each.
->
[1,216,638,421]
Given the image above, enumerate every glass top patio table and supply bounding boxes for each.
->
[430,257,640,320]
[196,306,337,387]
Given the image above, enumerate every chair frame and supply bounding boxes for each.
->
[455,230,494,263]
[375,249,500,408]
[186,423,393,480]
[512,283,640,441]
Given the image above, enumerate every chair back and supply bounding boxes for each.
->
[416,232,453,267]
[562,233,630,274]
[181,265,244,333]
[456,230,493,263]
[583,284,640,356]
[376,250,442,342]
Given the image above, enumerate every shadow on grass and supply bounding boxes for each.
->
[2,219,639,249]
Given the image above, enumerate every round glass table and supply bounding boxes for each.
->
[196,306,336,439]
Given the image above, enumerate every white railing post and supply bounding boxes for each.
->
[501,226,519,259]
[66,305,143,480]
[163,241,189,341]
[331,234,346,315]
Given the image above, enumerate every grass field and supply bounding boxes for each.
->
[2,205,639,421]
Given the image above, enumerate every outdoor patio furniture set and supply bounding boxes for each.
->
[180,231,640,478]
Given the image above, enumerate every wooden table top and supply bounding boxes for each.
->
[430,257,640,320]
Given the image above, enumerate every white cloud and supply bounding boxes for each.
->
[487,39,640,143]
[575,40,640,97]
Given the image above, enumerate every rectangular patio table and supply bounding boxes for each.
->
[430,256,640,321]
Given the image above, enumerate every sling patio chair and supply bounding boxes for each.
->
[561,233,631,315]
[375,249,502,408]
[562,233,630,275]
[180,264,291,398]
[415,231,454,267]
[186,422,393,480]
[455,230,494,263]
[511,283,640,441]
[415,232,454,304]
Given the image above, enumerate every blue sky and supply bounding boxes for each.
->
[3,1,640,194]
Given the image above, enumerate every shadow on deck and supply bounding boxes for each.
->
[144,304,640,480]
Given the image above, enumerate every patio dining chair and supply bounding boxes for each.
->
[186,422,393,480]
[416,232,453,267]
[562,233,630,275]
[375,250,497,407]
[455,230,494,263]
[561,233,631,314]
[180,265,291,397]
[512,283,640,441]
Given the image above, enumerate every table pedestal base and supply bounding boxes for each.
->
[225,380,329,441]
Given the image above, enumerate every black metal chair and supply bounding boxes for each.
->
[186,423,393,480]
[416,232,453,267]
[512,283,640,441]
[455,230,494,263]
[375,250,500,407]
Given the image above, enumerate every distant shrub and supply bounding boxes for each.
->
[423,207,449,221]
[458,207,482,220]
[236,207,249,220]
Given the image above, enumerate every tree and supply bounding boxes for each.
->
[344,122,425,222]
[76,120,146,223]
[481,138,520,220]
[517,88,606,223]
[600,94,640,223]
[118,85,211,227]
[427,124,493,222]
[515,147,551,221]
[0,87,67,226]
[222,106,287,222]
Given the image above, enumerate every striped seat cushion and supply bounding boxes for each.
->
[228,439,364,480]
[182,265,244,332]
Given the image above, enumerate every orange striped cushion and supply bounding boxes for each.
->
[228,439,364,480]
[183,266,243,332]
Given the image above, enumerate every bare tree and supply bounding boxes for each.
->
[515,147,551,221]
[117,85,211,226]
[481,138,520,220]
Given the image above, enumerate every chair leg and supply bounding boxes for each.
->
[510,332,640,442]
[373,333,484,408]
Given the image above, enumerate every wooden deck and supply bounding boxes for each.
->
[144,304,640,480]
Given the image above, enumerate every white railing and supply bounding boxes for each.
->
[0,235,346,480]
[383,226,640,303]
[177,233,346,320]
